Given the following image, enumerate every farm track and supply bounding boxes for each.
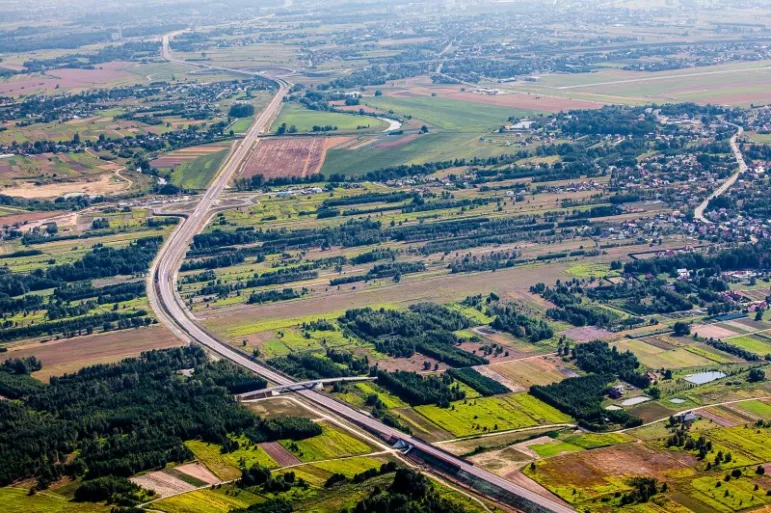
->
[148,31,576,513]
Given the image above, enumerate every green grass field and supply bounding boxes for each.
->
[170,148,230,190]
[415,392,572,437]
[530,432,634,458]
[321,132,531,177]
[229,118,253,133]
[725,335,771,356]
[0,487,110,513]
[366,95,531,131]
[271,104,387,133]
[279,423,374,462]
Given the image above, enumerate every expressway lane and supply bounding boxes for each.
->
[148,32,574,513]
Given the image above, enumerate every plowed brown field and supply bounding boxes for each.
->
[242,137,326,179]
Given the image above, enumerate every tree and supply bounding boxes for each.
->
[673,322,691,336]
[748,368,766,383]
[420,125,429,133]
[229,103,255,118]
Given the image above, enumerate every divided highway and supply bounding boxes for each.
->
[148,33,574,513]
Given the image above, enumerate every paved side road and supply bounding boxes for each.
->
[147,32,574,513]
[694,124,747,223]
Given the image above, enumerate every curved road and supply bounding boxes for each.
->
[694,124,747,223]
[148,33,574,513]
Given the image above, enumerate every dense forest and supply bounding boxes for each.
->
[376,370,465,407]
[0,347,318,492]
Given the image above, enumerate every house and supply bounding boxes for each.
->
[608,384,625,399]
[677,411,698,424]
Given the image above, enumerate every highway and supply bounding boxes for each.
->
[148,32,574,513]
[694,124,747,223]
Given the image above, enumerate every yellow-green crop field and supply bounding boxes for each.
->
[415,392,572,437]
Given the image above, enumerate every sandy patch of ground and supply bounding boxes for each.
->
[1,172,128,199]
[174,462,220,485]
[468,446,531,475]
[131,471,196,498]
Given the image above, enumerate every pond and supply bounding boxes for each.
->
[684,371,726,385]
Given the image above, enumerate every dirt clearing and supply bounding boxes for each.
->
[1,171,128,199]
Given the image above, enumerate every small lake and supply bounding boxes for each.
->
[684,371,726,385]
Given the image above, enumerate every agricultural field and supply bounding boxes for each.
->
[152,142,232,190]
[5,2,771,513]
[364,95,529,132]
[415,393,572,438]
[278,422,375,462]
[271,104,388,134]
[240,137,327,179]
[0,325,183,381]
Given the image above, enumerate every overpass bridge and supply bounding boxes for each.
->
[237,376,376,400]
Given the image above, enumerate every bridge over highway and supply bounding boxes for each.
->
[237,376,376,400]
